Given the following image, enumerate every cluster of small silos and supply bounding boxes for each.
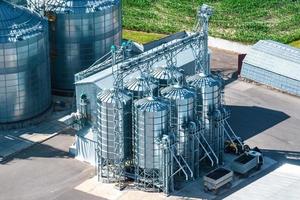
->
[1,0,122,128]
[96,62,227,191]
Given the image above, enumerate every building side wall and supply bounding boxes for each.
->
[75,134,97,166]
[75,82,101,124]
[241,63,300,96]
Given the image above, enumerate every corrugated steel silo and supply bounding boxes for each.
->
[161,84,195,160]
[134,96,169,170]
[151,65,183,88]
[186,73,221,121]
[186,73,224,160]
[96,89,132,161]
[31,0,122,92]
[0,1,51,126]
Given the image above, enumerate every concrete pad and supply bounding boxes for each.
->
[170,179,214,200]
[208,36,251,54]
[171,157,276,199]
[9,141,32,152]
[0,148,18,158]
[0,104,70,162]
[225,80,300,156]
[226,81,254,91]
[224,164,300,200]
[0,135,33,158]
[75,177,167,200]
[20,132,58,143]
[75,177,123,200]
[119,190,166,200]
[74,157,276,200]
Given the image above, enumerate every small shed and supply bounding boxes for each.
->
[241,40,300,96]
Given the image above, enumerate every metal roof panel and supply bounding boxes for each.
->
[243,40,300,81]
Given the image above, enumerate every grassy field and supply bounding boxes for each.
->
[123,30,167,44]
[122,0,300,44]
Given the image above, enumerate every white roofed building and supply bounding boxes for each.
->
[241,40,300,96]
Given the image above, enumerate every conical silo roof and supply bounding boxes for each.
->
[0,1,45,43]
[186,72,221,88]
[97,89,132,104]
[31,0,120,14]
[151,65,183,81]
[135,96,169,112]
[125,76,157,93]
[161,84,195,100]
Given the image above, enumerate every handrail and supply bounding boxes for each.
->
[223,125,238,154]
[178,154,194,178]
[169,148,189,180]
[198,132,219,165]
[194,134,214,166]
[225,120,244,150]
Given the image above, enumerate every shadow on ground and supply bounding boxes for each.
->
[216,149,300,200]
[1,129,76,165]
[262,149,300,165]
[226,105,289,140]
[213,68,238,86]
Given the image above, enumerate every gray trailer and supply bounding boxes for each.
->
[203,167,233,194]
[231,150,263,177]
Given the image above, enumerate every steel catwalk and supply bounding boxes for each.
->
[0,1,51,124]
[31,0,122,91]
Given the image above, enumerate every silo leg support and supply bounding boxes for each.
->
[169,148,191,181]
[194,135,214,166]
[194,133,219,166]
[224,120,244,150]
[223,126,238,154]
[178,154,193,179]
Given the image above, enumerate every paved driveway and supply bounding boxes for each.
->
[0,132,104,200]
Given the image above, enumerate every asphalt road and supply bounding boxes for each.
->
[0,132,104,200]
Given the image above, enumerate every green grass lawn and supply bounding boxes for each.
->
[122,0,300,44]
[123,30,167,44]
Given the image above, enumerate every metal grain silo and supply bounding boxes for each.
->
[134,96,170,170]
[186,72,224,160]
[161,84,195,160]
[31,0,122,92]
[96,89,132,162]
[124,75,158,100]
[150,65,183,88]
[0,1,51,126]
[186,73,221,121]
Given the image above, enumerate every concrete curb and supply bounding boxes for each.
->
[208,36,251,54]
